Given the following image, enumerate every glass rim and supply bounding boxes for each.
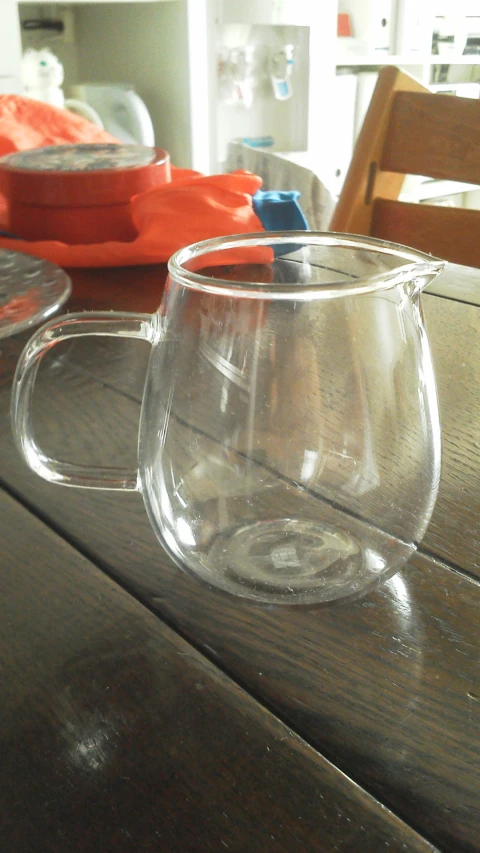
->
[167,231,444,300]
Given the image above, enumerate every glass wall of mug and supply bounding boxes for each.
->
[139,233,443,605]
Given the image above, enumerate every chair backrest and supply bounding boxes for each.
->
[330,66,480,267]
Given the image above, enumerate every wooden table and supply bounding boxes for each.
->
[1,260,479,852]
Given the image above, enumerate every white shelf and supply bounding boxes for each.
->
[428,56,480,65]
[220,0,318,26]
[336,53,480,66]
[21,0,177,4]
[401,179,480,203]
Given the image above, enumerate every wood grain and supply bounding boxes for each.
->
[22,265,480,578]
[371,199,480,268]
[330,66,426,235]
[422,294,480,571]
[382,91,480,183]
[66,263,169,314]
[1,487,439,853]
[425,263,480,308]
[330,66,480,267]
[1,332,479,851]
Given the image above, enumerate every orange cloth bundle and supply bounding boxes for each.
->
[0,96,264,267]
[0,94,119,157]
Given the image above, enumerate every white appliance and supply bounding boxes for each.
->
[70,83,155,146]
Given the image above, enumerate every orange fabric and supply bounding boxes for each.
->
[0,172,264,266]
[0,95,265,267]
[0,95,118,229]
[0,94,118,158]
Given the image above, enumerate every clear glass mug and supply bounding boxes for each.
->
[11,233,444,606]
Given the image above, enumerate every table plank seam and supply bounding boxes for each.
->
[418,546,480,588]
[2,262,478,851]
[2,487,444,852]
[423,289,480,309]
[0,478,450,852]
[37,354,479,587]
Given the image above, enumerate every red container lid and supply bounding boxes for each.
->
[0,143,170,208]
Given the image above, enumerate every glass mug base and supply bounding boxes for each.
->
[154,500,415,607]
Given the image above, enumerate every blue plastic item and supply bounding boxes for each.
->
[252,189,308,232]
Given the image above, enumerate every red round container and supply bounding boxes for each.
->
[0,143,170,244]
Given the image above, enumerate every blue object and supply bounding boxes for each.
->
[241,136,275,148]
[253,190,309,256]
[253,189,308,232]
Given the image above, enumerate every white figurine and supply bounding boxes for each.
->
[22,48,66,108]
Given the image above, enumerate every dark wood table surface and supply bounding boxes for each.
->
[1,260,479,852]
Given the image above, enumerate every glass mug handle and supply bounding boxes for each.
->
[11,311,158,491]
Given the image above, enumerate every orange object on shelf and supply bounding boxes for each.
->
[0,143,170,244]
[337,13,353,37]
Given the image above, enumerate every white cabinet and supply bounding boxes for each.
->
[220,0,323,27]
[394,0,435,57]
[22,0,177,4]
[334,0,480,201]
[336,0,480,80]
[338,0,397,55]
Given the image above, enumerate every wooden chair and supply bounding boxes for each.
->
[330,66,480,267]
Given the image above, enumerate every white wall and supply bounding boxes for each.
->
[19,3,80,85]
[1,0,23,90]
[74,0,192,167]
